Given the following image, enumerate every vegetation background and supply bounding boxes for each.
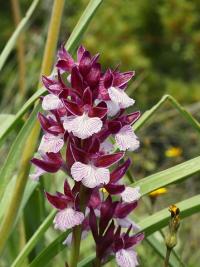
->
[0,0,199,266]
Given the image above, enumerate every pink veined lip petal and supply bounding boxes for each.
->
[121,186,141,203]
[71,162,110,188]
[53,208,84,231]
[106,100,120,117]
[100,140,114,154]
[63,113,103,139]
[38,133,64,153]
[42,94,64,110]
[29,166,46,181]
[115,125,140,151]
[116,249,139,267]
[108,86,135,109]
[116,218,140,231]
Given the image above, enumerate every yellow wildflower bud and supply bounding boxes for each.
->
[165,147,182,158]
[149,187,167,198]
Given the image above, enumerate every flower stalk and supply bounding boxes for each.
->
[164,205,180,267]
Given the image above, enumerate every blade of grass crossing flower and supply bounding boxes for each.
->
[28,231,70,267]
[10,210,56,267]
[133,94,200,133]
[0,0,103,146]
[0,0,39,71]
[133,156,200,196]
[77,195,200,267]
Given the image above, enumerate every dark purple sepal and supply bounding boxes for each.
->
[110,159,131,183]
[108,120,122,134]
[45,192,67,210]
[104,183,125,195]
[95,152,124,168]
[114,201,138,219]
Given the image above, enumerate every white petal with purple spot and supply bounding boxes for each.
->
[42,94,64,110]
[116,249,139,267]
[53,208,84,231]
[115,125,140,151]
[121,186,141,203]
[71,162,110,188]
[63,113,102,139]
[38,133,64,153]
[108,87,135,109]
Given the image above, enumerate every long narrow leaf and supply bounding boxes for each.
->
[10,210,56,267]
[0,0,39,71]
[133,156,200,196]
[133,94,200,133]
[0,0,104,146]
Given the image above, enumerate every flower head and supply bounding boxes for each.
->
[30,45,143,266]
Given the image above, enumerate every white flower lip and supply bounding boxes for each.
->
[115,125,140,151]
[108,86,135,109]
[38,133,64,153]
[116,249,139,267]
[63,113,103,139]
[53,208,84,231]
[42,94,64,110]
[71,161,110,188]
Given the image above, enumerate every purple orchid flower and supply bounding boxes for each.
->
[30,44,143,267]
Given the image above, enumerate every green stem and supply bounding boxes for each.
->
[164,247,171,267]
[94,257,101,267]
[69,185,87,267]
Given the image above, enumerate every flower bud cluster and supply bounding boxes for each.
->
[30,45,144,267]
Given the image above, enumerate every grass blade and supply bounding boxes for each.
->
[10,210,56,267]
[0,0,39,71]
[133,94,200,133]
[29,231,69,267]
[133,156,200,196]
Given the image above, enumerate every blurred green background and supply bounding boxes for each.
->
[0,0,199,266]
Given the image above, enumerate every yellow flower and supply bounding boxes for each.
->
[165,147,182,158]
[169,204,180,218]
[149,187,167,198]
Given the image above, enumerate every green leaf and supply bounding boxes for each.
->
[133,156,200,196]
[0,104,41,200]
[0,0,40,71]
[0,0,103,146]
[65,0,103,54]
[133,94,200,133]
[29,231,69,267]
[0,114,15,136]
[10,210,56,267]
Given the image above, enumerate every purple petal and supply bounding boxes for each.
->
[89,207,99,242]
[77,45,86,62]
[86,63,101,88]
[115,202,138,219]
[71,66,83,93]
[45,192,67,209]
[79,51,92,76]
[95,152,124,168]
[113,71,135,88]
[88,106,107,119]
[82,87,92,105]
[110,159,131,183]
[105,183,125,195]
[63,100,83,116]
[108,120,122,134]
